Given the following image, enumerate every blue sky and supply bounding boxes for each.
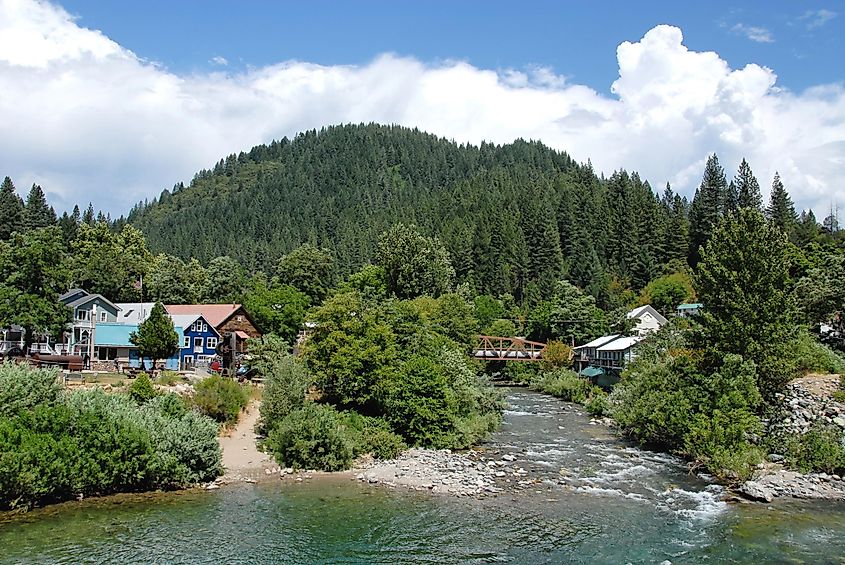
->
[0,0,843,216]
[60,1,842,93]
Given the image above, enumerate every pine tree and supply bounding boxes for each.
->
[688,154,728,267]
[765,172,798,236]
[823,204,840,234]
[695,208,797,400]
[796,210,819,246]
[0,176,24,240]
[522,194,563,303]
[130,302,179,370]
[22,184,55,232]
[82,203,95,225]
[734,159,763,211]
[725,180,738,214]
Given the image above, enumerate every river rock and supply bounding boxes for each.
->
[737,482,774,503]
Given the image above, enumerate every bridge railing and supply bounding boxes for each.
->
[471,335,547,361]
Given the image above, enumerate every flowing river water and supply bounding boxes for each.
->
[2,389,845,564]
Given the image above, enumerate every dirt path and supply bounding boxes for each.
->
[218,400,275,482]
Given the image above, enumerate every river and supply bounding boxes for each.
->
[2,389,844,564]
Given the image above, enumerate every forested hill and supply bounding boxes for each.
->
[127,123,686,306]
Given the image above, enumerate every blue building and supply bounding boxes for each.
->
[93,322,182,371]
[169,314,221,369]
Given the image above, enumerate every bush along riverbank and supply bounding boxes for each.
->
[253,289,505,472]
[0,362,222,511]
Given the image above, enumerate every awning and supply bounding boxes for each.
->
[580,366,605,378]
[235,331,250,339]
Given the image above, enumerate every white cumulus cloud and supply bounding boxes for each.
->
[0,1,843,218]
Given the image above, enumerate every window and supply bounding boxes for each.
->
[194,337,203,350]
[236,315,243,322]
[100,311,107,322]
[183,337,190,348]
[184,355,194,365]
[96,347,117,361]
[202,323,208,333]
[207,337,218,350]
[76,310,89,321]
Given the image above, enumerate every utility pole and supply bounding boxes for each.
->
[89,304,97,370]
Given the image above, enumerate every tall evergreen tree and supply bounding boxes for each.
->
[695,208,797,400]
[22,184,54,232]
[688,154,728,267]
[725,180,738,214]
[82,203,95,225]
[521,194,564,304]
[130,302,179,370]
[734,159,762,211]
[765,172,798,235]
[796,210,819,246]
[0,176,24,240]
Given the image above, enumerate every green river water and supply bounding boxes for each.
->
[2,390,844,564]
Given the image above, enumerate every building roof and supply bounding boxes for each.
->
[626,304,668,325]
[597,335,644,352]
[65,293,121,312]
[580,366,606,378]
[169,314,221,337]
[113,302,156,324]
[575,334,621,349]
[95,323,184,347]
[677,303,703,310]
[165,304,246,328]
[59,288,87,302]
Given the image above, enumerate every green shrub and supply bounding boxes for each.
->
[128,373,157,404]
[265,403,354,471]
[156,371,184,386]
[193,376,248,425]
[138,394,222,484]
[384,355,456,448]
[0,362,62,417]
[0,387,222,510]
[780,423,845,475]
[541,340,573,371]
[256,353,309,436]
[792,330,845,375]
[584,392,609,417]
[609,354,763,483]
[530,369,597,404]
[340,412,406,460]
[501,362,540,384]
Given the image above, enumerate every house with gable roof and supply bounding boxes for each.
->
[165,304,261,353]
[169,314,221,369]
[626,304,668,336]
[58,289,122,356]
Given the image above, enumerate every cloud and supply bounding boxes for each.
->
[800,9,837,30]
[730,23,774,43]
[0,2,843,220]
[210,55,227,66]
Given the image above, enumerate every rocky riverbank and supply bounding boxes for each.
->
[738,374,845,502]
[738,464,845,502]
[354,448,547,497]
[765,374,845,435]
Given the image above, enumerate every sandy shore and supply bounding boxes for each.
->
[217,401,275,483]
